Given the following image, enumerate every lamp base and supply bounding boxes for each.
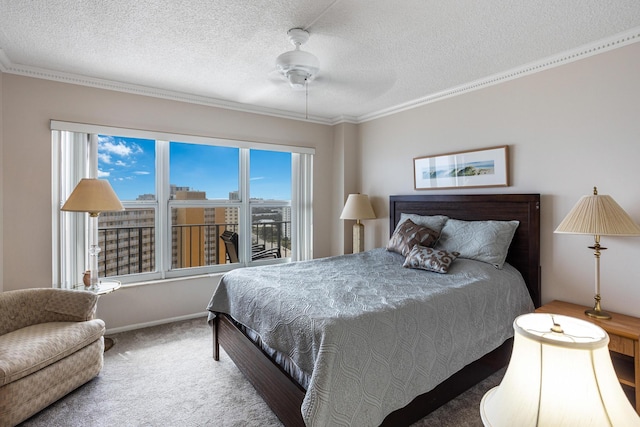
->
[352,222,364,253]
[585,294,612,320]
[585,308,612,320]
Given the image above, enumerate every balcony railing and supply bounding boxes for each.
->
[98,221,290,277]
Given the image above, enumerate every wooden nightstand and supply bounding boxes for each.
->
[536,300,640,415]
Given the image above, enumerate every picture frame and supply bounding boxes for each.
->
[413,145,509,190]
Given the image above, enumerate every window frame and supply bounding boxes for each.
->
[51,120,314,288]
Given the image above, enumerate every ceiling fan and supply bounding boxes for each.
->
[275,28,320,90]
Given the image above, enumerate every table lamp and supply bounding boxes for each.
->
[554,187,640,319]
[340,194,376,253]
[480,312,640,426]
[61,178,124,290]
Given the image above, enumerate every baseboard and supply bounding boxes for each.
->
[105,312,208,335]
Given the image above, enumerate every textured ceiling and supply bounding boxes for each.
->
[1,1,639,123]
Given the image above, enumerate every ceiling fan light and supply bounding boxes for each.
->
[286,70,310,89]
[274,28,320,90]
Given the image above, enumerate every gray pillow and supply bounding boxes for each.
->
[398,213,449,234]
[387,219,439,257]
[434,219,519,269]
[403,245,459,274]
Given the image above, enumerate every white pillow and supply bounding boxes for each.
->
[434,219,519,269]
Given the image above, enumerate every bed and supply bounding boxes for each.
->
[208,194,541,426]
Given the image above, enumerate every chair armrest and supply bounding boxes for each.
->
[0,288,99,335]
[251,247,282,260]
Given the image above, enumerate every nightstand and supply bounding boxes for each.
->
[536,300,640,415]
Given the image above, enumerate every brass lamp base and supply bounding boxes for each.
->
[585,308,612,320]
[584,294,612,320]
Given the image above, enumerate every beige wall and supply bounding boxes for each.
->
[331,122,360,255]
[2,41,639,330]
[0,75,335,330]
[359,42,640,317]
[0,70,3,293]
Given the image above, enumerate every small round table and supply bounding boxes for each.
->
[74,280,121,351]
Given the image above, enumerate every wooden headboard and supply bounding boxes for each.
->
[389,194,541,307]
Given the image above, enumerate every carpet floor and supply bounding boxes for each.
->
[19,317,504,427]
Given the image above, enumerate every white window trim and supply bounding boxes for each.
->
[51,120,314,287]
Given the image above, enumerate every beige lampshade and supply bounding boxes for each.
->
[480,313,640,426]
[555,188,640,236]
[340,194,376,220]
[61,178,124,215]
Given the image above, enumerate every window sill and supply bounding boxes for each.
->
[118,272,224,289]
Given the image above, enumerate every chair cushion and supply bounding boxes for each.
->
[0,319,105,386]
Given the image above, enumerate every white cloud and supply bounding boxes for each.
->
[98,153,112,164]
[100,138,143,158]
[98,170,110,178]
[250,176,265,181]
[133,171,150,175]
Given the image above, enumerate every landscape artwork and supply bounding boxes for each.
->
[414,146,509,190]
[423,160,495,180]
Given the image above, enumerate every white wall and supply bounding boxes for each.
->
[358,42,640,317]
[0,74,335,330]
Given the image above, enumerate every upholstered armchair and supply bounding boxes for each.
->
[0,288,105,426]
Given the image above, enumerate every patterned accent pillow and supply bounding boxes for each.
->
[403,245,460,273]
[435,219,519,269]
[398,213,449,234]
[387,219,439,256]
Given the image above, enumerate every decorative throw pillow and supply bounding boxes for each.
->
[434,219,519,269]
[387,219,439,256]
[398,213,449,234]
[403,245,459,274]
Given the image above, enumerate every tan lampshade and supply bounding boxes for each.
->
[61,178,124,215]
[340,194,376,220]
[555,188,640,236]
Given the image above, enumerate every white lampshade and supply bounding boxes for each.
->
[340,194,376,221]
[480,313,640,426]
[61,178,124,216]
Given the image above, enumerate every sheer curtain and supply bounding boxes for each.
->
[52,130,91,289]
[292,152,313,261]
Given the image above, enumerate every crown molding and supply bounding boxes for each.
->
[0,50,333,125]
[356,28,640,123]
[2,27,639,126]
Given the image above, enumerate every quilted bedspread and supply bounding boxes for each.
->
[207,248,534,427]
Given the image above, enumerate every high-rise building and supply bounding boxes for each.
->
[97,186,288,278]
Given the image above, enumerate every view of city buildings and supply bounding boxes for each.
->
[97,186,291,278]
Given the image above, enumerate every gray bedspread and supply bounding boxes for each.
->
[207,248,534,427]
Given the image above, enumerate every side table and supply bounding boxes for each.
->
[536,300,640,415]
[74,280,121,351]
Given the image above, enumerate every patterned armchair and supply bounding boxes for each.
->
[0,288,105,426]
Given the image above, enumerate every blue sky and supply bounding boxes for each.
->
[98,135,291,201]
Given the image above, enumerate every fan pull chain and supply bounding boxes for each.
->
[304,79,309,120]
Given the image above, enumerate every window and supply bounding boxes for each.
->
[52,121,313,288]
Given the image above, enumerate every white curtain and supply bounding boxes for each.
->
[292,153,313,261]
[52,130,90,288]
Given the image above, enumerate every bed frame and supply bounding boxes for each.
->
[212,193,541,426]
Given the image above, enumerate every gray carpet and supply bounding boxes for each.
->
[19,317,504,426]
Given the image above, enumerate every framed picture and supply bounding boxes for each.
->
[414,145,509,190]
